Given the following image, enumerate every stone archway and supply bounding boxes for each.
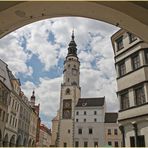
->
[0,2,148,42]
[3,134,8,147]
[9,135,15,147]
[16,135,22,147]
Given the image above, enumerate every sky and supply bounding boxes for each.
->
[0,17,120,128]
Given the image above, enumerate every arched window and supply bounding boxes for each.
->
[66,88,70,95]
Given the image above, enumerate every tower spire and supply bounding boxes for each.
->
[67,29,77,57]
[72,29,74,40]
[32,89,35,96]
[30,89,35,107]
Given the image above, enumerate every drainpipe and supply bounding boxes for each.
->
[119,125,125,147]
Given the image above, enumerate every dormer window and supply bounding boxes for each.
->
[128,32,137,43]
[116,36,124,51]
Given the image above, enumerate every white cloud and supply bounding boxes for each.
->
[0,33,32,76]
[80,68,119,112]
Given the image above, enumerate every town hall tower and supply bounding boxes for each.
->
[58,31,81,147]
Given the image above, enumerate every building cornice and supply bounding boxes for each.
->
[117,80,148,94]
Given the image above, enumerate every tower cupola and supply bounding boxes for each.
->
[30,90,35,107]
[67,30,77,57]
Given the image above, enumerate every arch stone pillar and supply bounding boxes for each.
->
[119,125,125,147]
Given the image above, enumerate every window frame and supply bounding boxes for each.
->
[78,128,82,134]
[128,32,137,43]
[114,129,118,135]
[120,90,129,110]
[116,36,124,51]
[89,128,93,134]
[134,85,145,106]
[94,111,97,115]
[65,88,70,95]
[118,61,126,77]
[108,129,111,135]
[131,53,140,70]
[94,118,97,122]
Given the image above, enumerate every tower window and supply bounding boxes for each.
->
[78,128,82,134]
[84,118,86,122]
[68,64,70,68]
[65,88,70,95]
[89,128,93,134]
[68,129,70,133]
[94,118,97,122]
[67,78,69,82]
[76,111,79,115]
[74,65,76,68]
[84,111,86,115]
[94,111,97,115]
[76,119,78,122]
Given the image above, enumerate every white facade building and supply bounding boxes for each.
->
[3,70,21,147]
[111,29,148,147]
[74,97,106,147]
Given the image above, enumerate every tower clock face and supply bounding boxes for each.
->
[64,102,71,108]
[63,99,72,119]
[63,100,71,108]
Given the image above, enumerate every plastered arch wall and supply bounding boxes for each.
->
[0,1,148,42]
